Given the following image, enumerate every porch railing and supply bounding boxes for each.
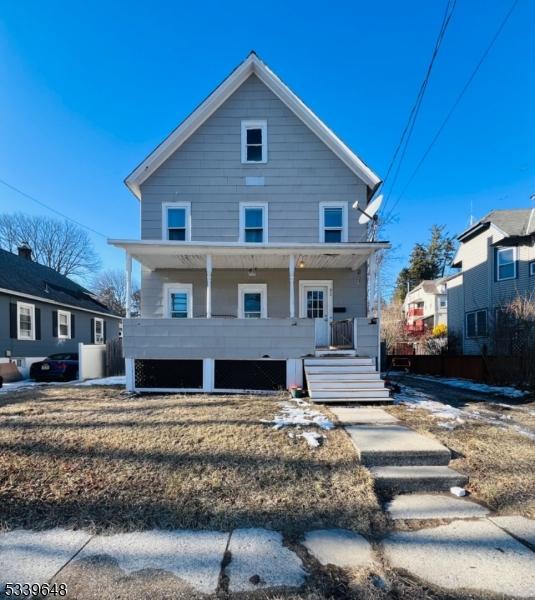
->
[330,318,354,349]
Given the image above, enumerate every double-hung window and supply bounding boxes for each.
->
[319,202,348,243]
[496,247,516,281]
[94,318,104,344]
[530,261,535,276]
[57,310,71,339]
[163,202,191,241]
[240,202,268,243]
[466,310,487,338]
[164,284,193,319]
[238,284,267,318]
[17,302,35,340]
[241,120,267,163]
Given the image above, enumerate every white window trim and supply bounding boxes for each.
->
[239,201,268,243]
[238,283,267,318]
[17,301,35,341]
[319,201,348,243]
[163,283,193,318]
[496,246,517,281]
[298,280,333,319]
[94,317,105,344]
[241,120,267,164]
[57,309,71,339]
[465,309,487,338]
[162,202,192,241]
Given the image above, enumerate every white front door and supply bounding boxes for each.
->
[299,282,332,347]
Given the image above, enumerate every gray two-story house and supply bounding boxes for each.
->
[111,53,390,400]
[0,245,121,377]
[447,208,535,354]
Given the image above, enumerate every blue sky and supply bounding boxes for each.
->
[1,0,534,292]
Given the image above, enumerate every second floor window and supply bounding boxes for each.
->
[320,202,348,243]
[241,120,267,163]
[163,202,191,241]
[496,247,516,281]
[240,202,268,243]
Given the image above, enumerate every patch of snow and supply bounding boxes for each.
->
[0,380,70,394]
[394,384,535,441]
[76,376,126,386]
[262,402,334,431]
[299,431,325,448]
[411,374,528,398]
[450,486,466,497]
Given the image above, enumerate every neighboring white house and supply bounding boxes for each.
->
[403,277,449,335]
[110,52,391,399]
[447,208,535,354]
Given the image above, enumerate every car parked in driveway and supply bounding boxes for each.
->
[30,353,79,382]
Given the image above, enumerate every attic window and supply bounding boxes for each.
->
[241,121,267,163]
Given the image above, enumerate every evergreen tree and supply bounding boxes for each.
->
[394,225,456,301]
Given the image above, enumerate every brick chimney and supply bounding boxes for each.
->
[17,242,32,261]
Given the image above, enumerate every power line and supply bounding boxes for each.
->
[384,0,519,221]
[0,177,108,239]
[381,0,457,214]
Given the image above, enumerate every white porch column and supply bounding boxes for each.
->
[125,252,132,319]
[376,251,382,372]
[289,254,296,318]
[206,254,213,318]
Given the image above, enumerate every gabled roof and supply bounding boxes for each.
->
[457,208,535,242]
[125,52,381,199]
[0,249,120,317]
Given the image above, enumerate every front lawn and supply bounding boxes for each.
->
[0,387,380,534]
[386,403,535,519]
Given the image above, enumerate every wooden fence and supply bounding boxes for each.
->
[105,338,125,377]
[386,354,525,385]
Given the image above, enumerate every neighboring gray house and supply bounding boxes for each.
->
[447,208,535,354]
[111,52,390,399]
[0,245,121,376]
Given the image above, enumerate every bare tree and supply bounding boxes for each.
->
[0,212,101,280]
[91,269,140,317]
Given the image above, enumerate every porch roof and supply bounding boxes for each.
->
[108,239,390,270]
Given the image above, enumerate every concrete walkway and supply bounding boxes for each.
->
[330,405,468,493]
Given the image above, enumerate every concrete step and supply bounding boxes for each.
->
[345,424,451,467]
[313,398,393,404]
[309,380,387,390]
[305,366,378,374]
[305,358,374,366]
[371,466,469,494]
[306,373,382,382]
[315,349,357,357]
[310,390,390,400]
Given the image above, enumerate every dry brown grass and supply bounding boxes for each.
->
[386,404,535,519]
[0,386,380,534]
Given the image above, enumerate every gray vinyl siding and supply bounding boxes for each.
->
[140,267,367,319]
[140,74,369,243]
[123,318,315,360]
[453,226,535,354]
[446,274,464,352]
[0,292,121,359]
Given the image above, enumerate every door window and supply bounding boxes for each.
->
[307,290,325,318]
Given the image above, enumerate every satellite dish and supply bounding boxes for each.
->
[355,195,383,224]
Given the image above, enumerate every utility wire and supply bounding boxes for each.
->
[384,0,519,221]
[0,177,108,239]
[381,0,457,214]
